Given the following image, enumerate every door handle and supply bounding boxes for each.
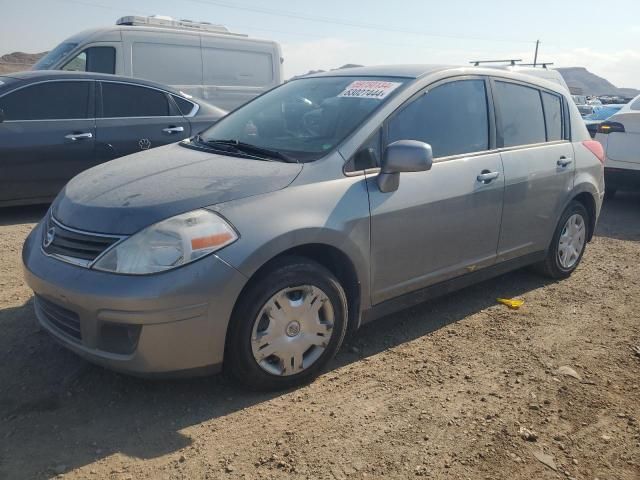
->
[477,171,500,183]
[65,132,93,141]
[162,126,185,134]
[557,156,573,167]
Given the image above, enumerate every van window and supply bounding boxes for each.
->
[203,48,273,87]
[541,92,563,141]
[132,43,202,85]
[388,79,489,158]
[101,83,169,117]
[0,81,90,120]
[494,81,546,147]
[63,47,116,74]
[631,98,640,111]
[33,42,78,69]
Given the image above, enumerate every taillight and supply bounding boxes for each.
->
[597,121,625,134]
[582,140,604,164]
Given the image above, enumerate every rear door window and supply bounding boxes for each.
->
[541,91,563,141]
[388,79,489,158]
[101,82,170,118]
[0,81,90,120]
[494,81,546,147]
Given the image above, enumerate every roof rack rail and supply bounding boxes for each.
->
[116,15,248,36]
[470,59,522,66]
[518,62,554,69]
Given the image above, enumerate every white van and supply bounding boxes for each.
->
[33,15,283,111]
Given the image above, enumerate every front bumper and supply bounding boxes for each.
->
[22,221,248,376]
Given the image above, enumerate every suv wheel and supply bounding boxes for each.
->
[535,201,589,279]
[225,257,348,390]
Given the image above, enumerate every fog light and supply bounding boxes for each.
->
[98,323,142,355]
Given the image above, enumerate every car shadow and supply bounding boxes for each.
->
[0,204,49,227]
[595,191,640,241]
[0,266,552,477]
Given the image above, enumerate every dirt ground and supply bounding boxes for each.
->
[0,194,639,480]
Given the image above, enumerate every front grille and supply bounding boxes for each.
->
[35,295,82,341]
[42,214,121,264]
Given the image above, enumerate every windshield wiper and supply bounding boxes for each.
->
[204,139,299,163]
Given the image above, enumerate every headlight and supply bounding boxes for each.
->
[93,209,238,274]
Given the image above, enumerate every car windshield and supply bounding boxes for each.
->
[584,105,624,121]
[198,76,409,162]
[33,42,78,70]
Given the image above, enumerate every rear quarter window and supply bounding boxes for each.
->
[171,95,196,116]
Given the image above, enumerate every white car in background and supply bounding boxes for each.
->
[595,95,640,198]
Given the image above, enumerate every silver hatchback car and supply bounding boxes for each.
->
[23,65,605,390]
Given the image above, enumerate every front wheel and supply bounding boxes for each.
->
[225,257,348,390]
[535,201,589,279]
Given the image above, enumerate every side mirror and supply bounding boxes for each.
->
[377,140,433,193]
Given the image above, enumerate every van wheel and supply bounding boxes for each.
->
[535,201,589,279]
[225,257,348,391]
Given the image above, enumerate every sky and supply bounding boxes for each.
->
[2,0,640,88]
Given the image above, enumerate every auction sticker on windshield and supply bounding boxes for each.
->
[338,80,402,100]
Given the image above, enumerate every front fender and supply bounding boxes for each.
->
[212,176,372,309]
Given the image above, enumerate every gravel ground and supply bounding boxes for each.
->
[0,194,639,480]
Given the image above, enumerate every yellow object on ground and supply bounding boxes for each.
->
[497,298,525,309]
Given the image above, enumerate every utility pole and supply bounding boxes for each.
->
[533,40,540,67]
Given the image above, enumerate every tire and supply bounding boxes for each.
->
[225,256,348,391]
[604,188,617,200]
[534,201,589,279]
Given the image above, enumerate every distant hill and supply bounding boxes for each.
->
[556,67,639,98]
[0,51,46,74]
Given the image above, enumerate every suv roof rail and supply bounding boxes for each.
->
[470,59,522,66]
[116,15,248,36]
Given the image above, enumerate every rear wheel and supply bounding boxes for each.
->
[225,257,348,390]
[535,201,589,279]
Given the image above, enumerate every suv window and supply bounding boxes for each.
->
[541,92,563,141]
[63,47,115,74]
[0,81,90,120]
[101,82,170,118]
[494,81,546,147]
[388,79,489,158]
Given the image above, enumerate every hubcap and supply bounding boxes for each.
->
[558,213,586,269]
[251,285,335,376]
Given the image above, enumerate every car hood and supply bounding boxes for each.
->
[53,143,303,235]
